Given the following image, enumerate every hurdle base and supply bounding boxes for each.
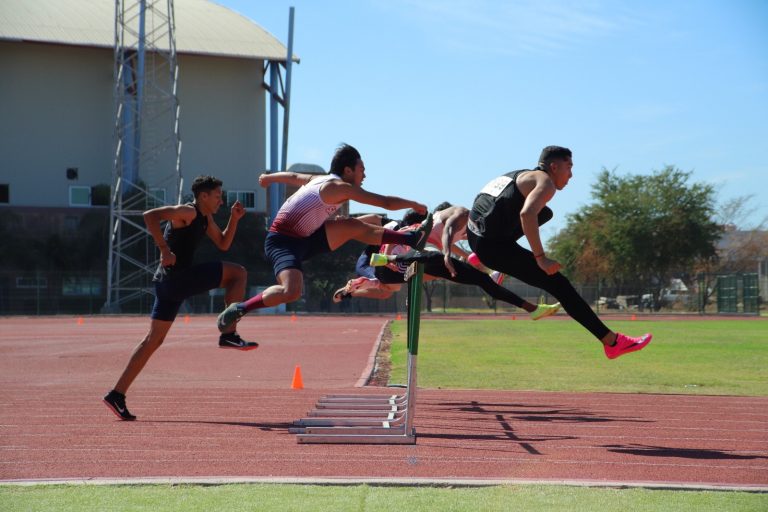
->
[296,427,416,444]
[291,262,424,446]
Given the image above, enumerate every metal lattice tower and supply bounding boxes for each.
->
[263,7,295,223]
[104,0,182,312]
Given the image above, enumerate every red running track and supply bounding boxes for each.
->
[0,315,766,489]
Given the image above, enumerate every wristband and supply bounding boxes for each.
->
[534,252,545,259]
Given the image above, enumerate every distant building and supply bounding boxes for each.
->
[0,0,300,236]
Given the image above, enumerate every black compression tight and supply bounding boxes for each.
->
[397,250,526,308]
[467,232,610,340]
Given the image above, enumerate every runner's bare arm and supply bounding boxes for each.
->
[142,204,196,266]
[440,207,469,258]
[206,200,246,250]
[258,172,316,188]
[321,181,427,214]
[519,174,560,274]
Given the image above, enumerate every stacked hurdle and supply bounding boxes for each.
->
[290,262,424,444]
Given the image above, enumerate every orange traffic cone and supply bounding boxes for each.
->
[631,314,637,321]
[396,313,402,321]
[290,313,297,322]
[184,314,190,324]
[77,316,84,325]
[291,365,304,389]
[511,315,516,321]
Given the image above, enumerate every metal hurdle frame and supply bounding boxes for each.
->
[291,262,424,444]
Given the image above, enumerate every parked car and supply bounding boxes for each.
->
[660,289,690,307]
[640,293,658,311]
[597,296,620,309]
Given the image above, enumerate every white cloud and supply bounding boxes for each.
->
[374,0,651,57]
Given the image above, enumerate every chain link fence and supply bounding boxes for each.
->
[2,270,761,316]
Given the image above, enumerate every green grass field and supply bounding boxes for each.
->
[390,319,768,396]
[4,318,766,511]
[1,482,766,512]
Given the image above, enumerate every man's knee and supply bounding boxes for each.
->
[281,281,303,302]
[222,262,246,283]
[224,262,248,279]
[141,328,167,352]
[283,288,303,303]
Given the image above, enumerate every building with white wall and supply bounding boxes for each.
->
[0,0,296,218]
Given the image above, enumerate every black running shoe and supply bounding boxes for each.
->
[103,390,136,421]
[219,332,259,351]
[412,213,433,251]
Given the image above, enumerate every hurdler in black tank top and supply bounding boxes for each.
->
[153,203,208,281]
[469,169,531,240]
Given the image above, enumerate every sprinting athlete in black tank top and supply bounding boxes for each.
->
[153,202,208,281]
[467,146,652,361]
[469,170,553,242]
[103,175,256,422]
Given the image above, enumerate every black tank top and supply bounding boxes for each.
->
[153,203,208,281]
[469,169,533,239]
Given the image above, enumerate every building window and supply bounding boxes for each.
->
[16,276,48,289]
[0,184,8,203]
[227,190,255,209]
[62,276,102,296]
[148,188,167,209]
[91,184,110,206]
[69,186,91,206]
[68,185,112,207]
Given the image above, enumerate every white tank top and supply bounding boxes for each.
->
[269,174,341,237]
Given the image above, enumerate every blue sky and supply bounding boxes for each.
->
[217,0,767,243]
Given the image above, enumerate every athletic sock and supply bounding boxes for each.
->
[381,229,420,246]
[241,293,266,313]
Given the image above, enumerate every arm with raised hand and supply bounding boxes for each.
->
[205,200,246,250]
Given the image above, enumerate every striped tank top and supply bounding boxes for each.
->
[269,174,341,237]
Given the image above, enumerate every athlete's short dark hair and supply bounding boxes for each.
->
[401,209,427,226]
[329,143,362,177]
[191,175,222,197]
[538,146,572,171]
[434,202,452,213]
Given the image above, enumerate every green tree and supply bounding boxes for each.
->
[693,195,768,308]
[549,166,722,300]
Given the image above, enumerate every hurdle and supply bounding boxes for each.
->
[291,262,424,444]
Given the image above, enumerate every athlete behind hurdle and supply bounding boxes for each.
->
[103,175,256,421]
[331,209,426,302]
[336,204,561,320]
[216,143,433,333]
[467,146,652,359]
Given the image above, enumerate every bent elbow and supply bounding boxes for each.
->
[519,209,537,223]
